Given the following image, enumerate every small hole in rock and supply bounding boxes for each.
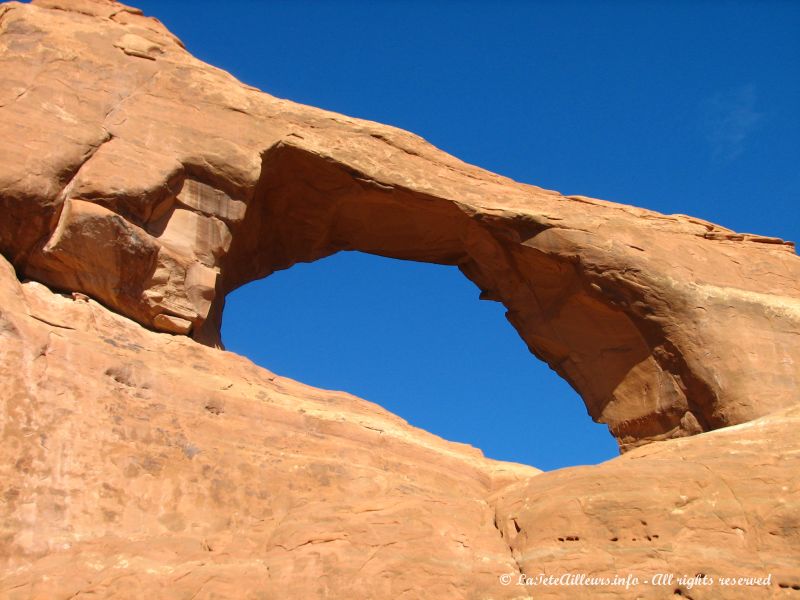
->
[204,401,224,415]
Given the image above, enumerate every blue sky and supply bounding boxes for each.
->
[133,0,799,471]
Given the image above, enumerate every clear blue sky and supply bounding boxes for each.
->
[133,0,799,471]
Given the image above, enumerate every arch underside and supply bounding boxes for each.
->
[218,142,714,450]
[10,136,800,451]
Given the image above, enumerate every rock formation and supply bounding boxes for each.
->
[0,0,798,598]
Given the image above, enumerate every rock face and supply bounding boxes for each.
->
[1,0,798,450]
[0,254,539,599]
[1,254,799,598]
[0,1,798,598]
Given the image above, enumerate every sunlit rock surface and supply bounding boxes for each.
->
[0,1,798,597]
[2,255,798,598]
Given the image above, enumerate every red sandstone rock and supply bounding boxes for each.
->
[1,0,798,448]
[0,253,538,599]
[0,1,798,598]
[1,252,798,598]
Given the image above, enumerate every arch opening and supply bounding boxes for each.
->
[4,0,799,473]
[20,136,735,452]
[199,141,713,452]
[221,250,620,470]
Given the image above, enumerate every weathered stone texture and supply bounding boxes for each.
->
[0,1,798,598]
[2,0,798,448]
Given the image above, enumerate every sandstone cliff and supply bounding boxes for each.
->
[1,1,798,598]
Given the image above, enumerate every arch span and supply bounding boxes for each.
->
[2,0,799,451]
[214,142,699,450]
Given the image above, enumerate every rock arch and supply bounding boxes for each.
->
[2,0,799,450]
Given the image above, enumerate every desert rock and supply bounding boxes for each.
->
[1,1,798,448]
[1,252,798,598]
[0,1,798,598]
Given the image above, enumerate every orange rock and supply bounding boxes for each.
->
[1,0,798,448]
[0,253,538,598]
[491,407,800,598]
[2,0,799,447]
[0,1,798,597]
[1,252,797,598]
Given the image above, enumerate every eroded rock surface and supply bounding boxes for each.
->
[0,253,537,599]
[1,254,798,598]
[491,410,800,598]
[1,1,799,598]
[0,0,798,448]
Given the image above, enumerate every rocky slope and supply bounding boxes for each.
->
[0,1,798,598]
[2,251,799,599]
[2,254,799,599]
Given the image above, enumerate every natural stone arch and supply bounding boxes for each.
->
[206,140,800,452]
[2,0,798,452]
[216,142,686,450]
